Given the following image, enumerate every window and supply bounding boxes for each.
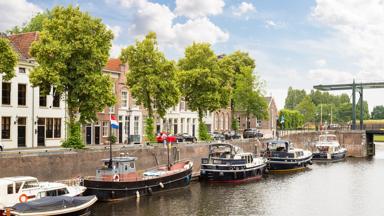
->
[2,82,11,105]
[46,118,53,138]
[19,67,26,74]
[102,121,109,137]
[1,117,11,139]
[7,184,13,194]
[57,188,68,195]
[23,181,39,189]
[54,118,61,138]
[179,101,185,111]
[181,118,184,133]
[39,89,46,107]
[121,91,128,108]
[52,88,60,108]
[134,116,139,135]
[15,182,22,193]
[18,84,26,106]
[109,106,115,114]
[125,116,129,136]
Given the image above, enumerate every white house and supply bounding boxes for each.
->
[0,32,66,149]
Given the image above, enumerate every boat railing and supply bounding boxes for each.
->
[56,177,82,186]
[201,157,246,165]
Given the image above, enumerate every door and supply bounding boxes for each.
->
[119,122,123,144]
[37,126,45,146]
[192,125,195,137]
[86,126,92,145]
[174,125,178,135]
[17,118,26,147]
[94,126,100,145]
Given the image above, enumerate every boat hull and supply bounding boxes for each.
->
[267,155,312,172]
[199,164,266,183]
[312,150,347,162]
[83,167,193,201]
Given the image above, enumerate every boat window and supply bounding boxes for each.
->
[7,184,14,194]
[23,180,39,189]
[46,190,57,196]
[57,188,68,195]
[15,182,22,193]
[130,162,135,168]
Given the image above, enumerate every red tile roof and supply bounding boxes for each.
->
[105,58,124,72]
[8,32,39,60]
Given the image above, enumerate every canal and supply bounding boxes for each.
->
[91,143,384,216]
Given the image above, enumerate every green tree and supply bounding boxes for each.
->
[335,103,352,123]
[233,67,268,128]
[295,95,316,123]
[219,51,255,130]
[7,11,51,34]
[371,105,384,119]
[120,32,180,141]
[278,109,304,129]
[284,87,306,109]
[356,99,370,120]
[178,43,231,140]
[0,37,18,80]
[30,6,115,149]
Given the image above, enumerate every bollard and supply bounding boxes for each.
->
[6,208,10,216]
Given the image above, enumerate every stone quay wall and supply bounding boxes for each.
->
[281,130,366,157]
[0,131,366,181]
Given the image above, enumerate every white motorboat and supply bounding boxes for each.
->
[312,133,347,162]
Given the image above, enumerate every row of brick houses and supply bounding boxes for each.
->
[0,32,277,149]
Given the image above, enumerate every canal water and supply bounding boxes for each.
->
[91,143,384,216]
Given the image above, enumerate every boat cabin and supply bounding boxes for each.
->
[266,140,300,158]
[96,157,137,181]
[319,134,338,143]
[202,143,249,165]
[0,176,40,209]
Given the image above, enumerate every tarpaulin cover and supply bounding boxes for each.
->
[11,196,94,213]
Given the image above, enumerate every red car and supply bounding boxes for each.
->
[156,132,177,143]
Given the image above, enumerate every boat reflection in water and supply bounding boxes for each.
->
[200,143,267,183]
[265,140,312,173]
[83,157,193,201]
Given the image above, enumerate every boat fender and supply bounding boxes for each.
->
[19,194,28,203]
[113,174,120,182]
[159,182,164,188]
[148,187,153,195]
[136,191,140,198]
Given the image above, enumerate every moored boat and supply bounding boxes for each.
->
[83,157,193,201]
[200,143,267,183]
[0,176,85,213]
[265,140,312,173]
[312,133,347,162]
[9,195,97,216]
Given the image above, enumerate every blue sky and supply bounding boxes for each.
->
[1,0,384,111]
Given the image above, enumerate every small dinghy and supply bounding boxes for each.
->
[9,195,97,216]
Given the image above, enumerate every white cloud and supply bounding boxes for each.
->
[106,25,121,39]
[110,43,125,58]
[233,2,255,16]
[312,0,384,82]
[115,0,228,50]
[265,20,276,28]
[175,0,225,18]
[308,68,353,84]
[315,59,327,67]
[0,0,41,32]
[173,18,229,49]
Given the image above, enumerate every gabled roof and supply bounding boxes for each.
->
[104,58,125,72]
[8,32,39,60]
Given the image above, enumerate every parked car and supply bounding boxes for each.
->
[223,131,241,140]
[156,132,177,143]
[210,132,225,141]
[0,143,3,151]
[243,128,263,138]
[176,133,197,143]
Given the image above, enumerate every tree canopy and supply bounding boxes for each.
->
[278,109,304,129]
[0,37,18,80]
[284,87,306,109]
[120,32,180,141]
[30,6,115,148]
[178,43,231,140]
[295,95,316,123]
[371,105,384,119]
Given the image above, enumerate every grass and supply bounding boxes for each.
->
[374,135,384,142]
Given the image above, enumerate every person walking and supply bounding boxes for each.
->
[162,132,168,148]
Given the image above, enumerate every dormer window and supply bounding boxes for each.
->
[19,67,26,74]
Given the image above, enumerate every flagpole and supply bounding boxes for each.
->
[108,114,113,169]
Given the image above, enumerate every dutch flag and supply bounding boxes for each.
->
[110,114,119,129]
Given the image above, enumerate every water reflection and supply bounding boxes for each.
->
[91,143,384,216]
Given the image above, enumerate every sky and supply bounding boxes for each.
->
[1,0,384,111]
